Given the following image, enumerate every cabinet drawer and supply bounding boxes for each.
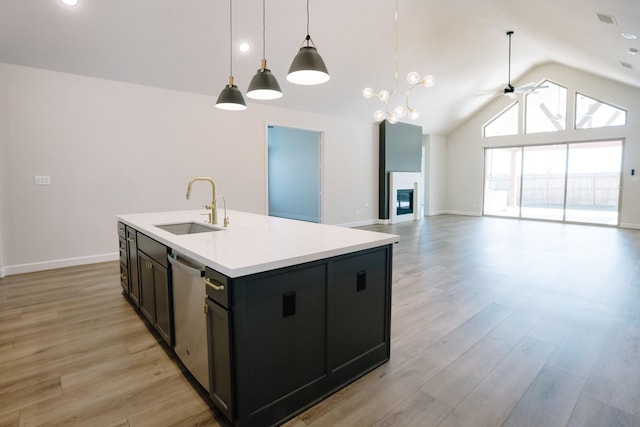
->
[137,233,169,268]
[125,227,137,245]
[118,237,127,265]
[119,262,129,292]
[117,222,126,239]
[205,267,229,308]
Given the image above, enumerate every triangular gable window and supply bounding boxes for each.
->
[483,102,518,137]
[525,80,567,134]
[575,93,626,129]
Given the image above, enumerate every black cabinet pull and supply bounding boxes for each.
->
[283,292,296,317]
[357,271,367,292]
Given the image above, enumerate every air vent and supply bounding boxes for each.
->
[620,61,634,69]
[595,12,617,25]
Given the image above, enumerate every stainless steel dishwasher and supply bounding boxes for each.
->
[168,253,209,391]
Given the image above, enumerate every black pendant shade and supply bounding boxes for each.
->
[287,43,330,86]
[247,60,283,100]
[216,77,247,110]
[215,0,246,111]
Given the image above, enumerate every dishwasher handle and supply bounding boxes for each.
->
[168,254,205,277]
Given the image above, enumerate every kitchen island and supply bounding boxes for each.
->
[116,209,398,427]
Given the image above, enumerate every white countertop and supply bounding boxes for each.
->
[117,210,399,278]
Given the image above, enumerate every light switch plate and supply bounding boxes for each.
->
[34,176,51,185]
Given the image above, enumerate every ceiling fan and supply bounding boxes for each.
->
[479,31,547,98]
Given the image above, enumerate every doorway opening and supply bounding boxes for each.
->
[267,125,322,223]
[483,140,623,226]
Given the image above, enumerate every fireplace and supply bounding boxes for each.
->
[396,189,414,215]
[388,172,421,224]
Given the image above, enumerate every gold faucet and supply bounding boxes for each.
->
[186,177,217,225]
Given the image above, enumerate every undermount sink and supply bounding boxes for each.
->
[155,222,223,235]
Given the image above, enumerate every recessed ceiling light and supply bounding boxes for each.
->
[621,32,638,40]
[239,42,250,53]
[61,0,79,6]
[620,61,634,69]
[628,48,638,55]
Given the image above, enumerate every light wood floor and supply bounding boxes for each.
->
[2,215,640,426]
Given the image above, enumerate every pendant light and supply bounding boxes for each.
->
[215,0,247,110]
[247,0,283,100]
[286,0,330,85]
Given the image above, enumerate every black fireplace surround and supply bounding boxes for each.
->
[396,189,414,215]
[378,120,422,220]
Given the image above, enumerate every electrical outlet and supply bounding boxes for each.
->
[34,176,51,185]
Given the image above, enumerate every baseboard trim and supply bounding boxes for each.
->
[443,210,482,217]
[3,252,119,277]
[337,219,378,228]
[425,210,447,216]
[620,222,640,230]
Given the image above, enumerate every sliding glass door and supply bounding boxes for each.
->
[483,140,622,225]
[521,144,567,221]
[565,141,622,225]
[484,147,521,217]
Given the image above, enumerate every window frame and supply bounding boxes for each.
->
[574,92,627,130]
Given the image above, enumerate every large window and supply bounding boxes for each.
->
[565,141,623,224]
[484,147,522,217]
[521,145,567,221]
[525,80,567,134]
[483,79,627,137]
[575,93,627,129]
[483,140,623,225]
[483,102,518,137]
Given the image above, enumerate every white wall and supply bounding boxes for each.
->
[0,63,378,275]
[446,62,640,228]
[0,65,8,277]
[423,134,447,216]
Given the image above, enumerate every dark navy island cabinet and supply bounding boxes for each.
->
[205,245,393,427]
[118,221,394,427]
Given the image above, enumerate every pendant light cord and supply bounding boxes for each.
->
[261,0,266,60]
[229,0,233,81]
[306,0,310,38]
[393,0,399,93]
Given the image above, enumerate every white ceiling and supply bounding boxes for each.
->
[1,0,638,135]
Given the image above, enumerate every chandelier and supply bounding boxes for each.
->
[363,0,434,124]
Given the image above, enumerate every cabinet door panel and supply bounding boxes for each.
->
[119,262,128,294]
[332,249,388,368]
[207,299,233,421]
[245,264,327,413]
[138,252,155,323]
[127,228,140,306]
[153,262,172,346]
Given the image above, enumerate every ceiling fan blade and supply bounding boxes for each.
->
[514,84,549,93]
[474,91,501,97]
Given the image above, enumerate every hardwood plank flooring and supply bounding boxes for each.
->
[1,215,640,426]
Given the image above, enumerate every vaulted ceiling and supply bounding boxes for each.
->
[1,0,638,135]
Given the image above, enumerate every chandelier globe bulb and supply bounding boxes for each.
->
[422,74,435,87]
[363,87,375,99]
[407,71,420,85]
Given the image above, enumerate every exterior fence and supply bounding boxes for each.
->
[487,172,620,210]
